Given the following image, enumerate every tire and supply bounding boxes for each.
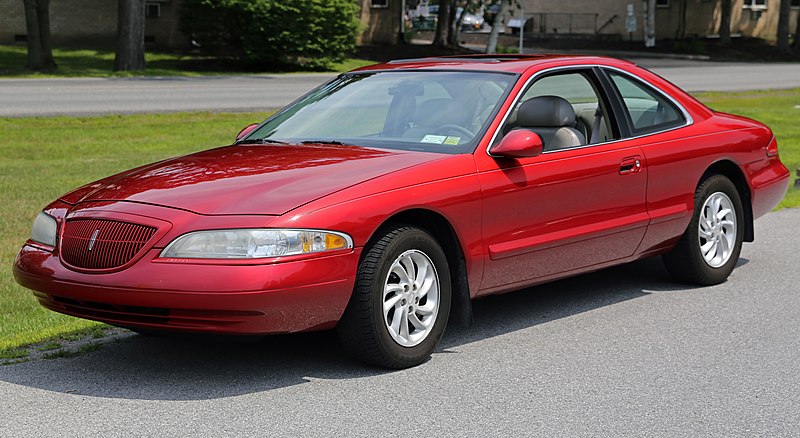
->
[663,174,744,285]
[337,225,451,369]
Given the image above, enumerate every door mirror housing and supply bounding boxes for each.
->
[490,130,543,158]
[235,123,259,142]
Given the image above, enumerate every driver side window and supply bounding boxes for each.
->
[498,71,615,152]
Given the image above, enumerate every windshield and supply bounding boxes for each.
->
[244,70,516,154]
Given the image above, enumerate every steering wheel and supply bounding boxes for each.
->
[438,124,474,138]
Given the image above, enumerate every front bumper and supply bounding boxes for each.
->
[14,245,361,335]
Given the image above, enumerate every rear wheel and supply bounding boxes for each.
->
[663,174,744,285]
[337,225,451,369]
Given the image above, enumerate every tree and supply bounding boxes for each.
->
[180,0,359,70]
[22,0,57,71]
[448,0,480,47]
[794,6,800,51]
[486,0,510,54]
[114,0,146,71]
[776,0,792,53]
[433,0,452,46]
[447,1,464,46]
[675,0,688,40]
[719,0,732,44]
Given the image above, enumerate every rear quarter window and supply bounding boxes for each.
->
[607,71,686,136]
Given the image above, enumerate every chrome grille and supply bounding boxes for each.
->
[60,219,156,270]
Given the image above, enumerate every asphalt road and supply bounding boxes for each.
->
[1,208,798,436]
[2,59,800,117]
[0,74,334,117]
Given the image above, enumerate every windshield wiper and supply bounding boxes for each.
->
[300,140,352,146]
[235,138,287,145]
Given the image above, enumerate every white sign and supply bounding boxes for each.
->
[626,15,637,33]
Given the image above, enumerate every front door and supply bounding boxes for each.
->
[475,68,648,293]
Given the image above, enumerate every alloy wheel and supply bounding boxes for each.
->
[382,249,440,347]
[698,191,737,268]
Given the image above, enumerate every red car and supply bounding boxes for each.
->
[14,55,790,368]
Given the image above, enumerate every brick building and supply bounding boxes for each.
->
[0,0,188,50]
[1,0,406,49]
[359,0,405,44]
[512,0,799,41]
[1,0,795,50]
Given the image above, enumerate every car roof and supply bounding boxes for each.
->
[352,54,637,74]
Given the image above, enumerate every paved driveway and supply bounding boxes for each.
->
[2,60,799,117]
[0,74,334,117]
[1,209,798,436]
[633,58,800,93]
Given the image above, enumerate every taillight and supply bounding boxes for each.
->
[766,137,779,157]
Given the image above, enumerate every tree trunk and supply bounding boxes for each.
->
[776,0,791,53]
[719,0,732,44]
[433,0,451,46]
[486,0,510,54]
[675,0,687,40]
[23,0,57,71]
[446,1,459,46]
[447,1,468,46]
[794,5,800,51]
[114,0,146,71]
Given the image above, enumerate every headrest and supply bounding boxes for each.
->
[414,98,461,127]
[517,96,576,128]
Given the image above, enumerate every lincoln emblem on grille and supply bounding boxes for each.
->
[87,229,100,252]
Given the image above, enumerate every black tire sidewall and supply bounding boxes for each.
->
[686,175,745,284]
[367,227,452,366]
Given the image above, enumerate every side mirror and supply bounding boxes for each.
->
[490,130,543,158]
[235,123,259,142]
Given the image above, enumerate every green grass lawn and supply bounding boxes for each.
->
[0,89,798,356]
[0,111,272,352]
[697,89,800,207]
[0,45,375,77]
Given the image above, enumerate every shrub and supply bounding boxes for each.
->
[180,0,360,70]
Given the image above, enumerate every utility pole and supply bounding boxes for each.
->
[644,0,655,47]
[519,0,525,54]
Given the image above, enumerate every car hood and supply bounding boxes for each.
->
[61,144,448,215]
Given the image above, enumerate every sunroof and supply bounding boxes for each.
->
[388,57,502,64]
[387,54,546,64]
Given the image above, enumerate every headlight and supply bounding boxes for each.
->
[161,229,353,259]
[30,212,57,247]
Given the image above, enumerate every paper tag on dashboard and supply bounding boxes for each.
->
[421,135,447,144]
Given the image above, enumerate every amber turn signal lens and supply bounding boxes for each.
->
[326,234,347,250]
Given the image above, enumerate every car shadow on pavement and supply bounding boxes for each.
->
[0,256,717,401]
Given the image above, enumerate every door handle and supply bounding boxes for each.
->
[619,156,642,175]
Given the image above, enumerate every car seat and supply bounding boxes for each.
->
[514,95,585,150]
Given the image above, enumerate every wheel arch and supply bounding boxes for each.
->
[366,208,474,328]
[700,159,754,242]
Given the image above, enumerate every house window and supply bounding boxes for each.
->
[371,0,389,8]
[742,0,767,10]
[145,2,161,18]
[656,0,669,7]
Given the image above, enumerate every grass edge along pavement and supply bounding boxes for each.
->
[1,89,799,360]
[0,45,374,78]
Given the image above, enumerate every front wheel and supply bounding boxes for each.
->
[663,174,744,285]
[337,225,451,369]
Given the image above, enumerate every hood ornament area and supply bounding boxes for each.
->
[87,229,100,252]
